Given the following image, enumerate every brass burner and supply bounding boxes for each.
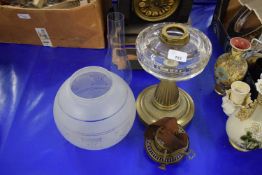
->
[145,125,189,169]
[133,0,180,22]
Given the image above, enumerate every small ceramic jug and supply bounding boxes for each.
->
[226,78,262,151]
[214,37,251,95]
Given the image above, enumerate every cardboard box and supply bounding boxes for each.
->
[0,0,111,48]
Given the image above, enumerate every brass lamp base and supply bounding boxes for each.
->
[136,82,194,126]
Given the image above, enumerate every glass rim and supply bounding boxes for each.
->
[107,12,125,21]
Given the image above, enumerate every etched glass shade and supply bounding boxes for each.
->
[53,67,136,150]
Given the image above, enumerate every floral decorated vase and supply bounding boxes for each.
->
[214,37,251,95]
[226,78,262,151]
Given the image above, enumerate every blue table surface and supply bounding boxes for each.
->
[1,4,262,175]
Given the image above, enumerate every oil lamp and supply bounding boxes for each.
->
[136,23,212,126]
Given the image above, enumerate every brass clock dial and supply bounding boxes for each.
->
[133,0,180,22]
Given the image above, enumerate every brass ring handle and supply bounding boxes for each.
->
[160,23,189,46]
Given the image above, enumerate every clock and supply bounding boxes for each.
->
[118,0,192,24]
[117,0,192,69]
[133,0,180,22]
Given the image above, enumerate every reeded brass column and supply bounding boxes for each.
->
[153,80,180,110]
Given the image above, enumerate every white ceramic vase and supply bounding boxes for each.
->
[226,79,262,151]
